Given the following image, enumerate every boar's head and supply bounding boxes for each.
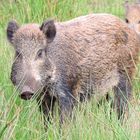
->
[7,20,56,100]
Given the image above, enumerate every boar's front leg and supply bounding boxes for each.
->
[56,82,75,124]
[37,92,56,128]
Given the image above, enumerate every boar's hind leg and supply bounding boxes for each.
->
[114,73,132,120]
[38,93,56,127]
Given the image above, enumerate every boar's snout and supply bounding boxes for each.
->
[20,91,33,100]
[20,86,34,100]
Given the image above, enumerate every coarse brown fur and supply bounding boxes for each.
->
[7,13,140,125]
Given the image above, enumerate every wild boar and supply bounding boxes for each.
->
[124,1,140,33]
[7,13,140,125]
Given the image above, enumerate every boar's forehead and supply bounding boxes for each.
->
[13,24,46,51]
[127,5,140,17]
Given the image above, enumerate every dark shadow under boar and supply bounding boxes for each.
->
[7,13,140,126]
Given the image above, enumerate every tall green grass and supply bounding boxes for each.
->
[0,0,140,140]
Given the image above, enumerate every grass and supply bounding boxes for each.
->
[0,0,140,140]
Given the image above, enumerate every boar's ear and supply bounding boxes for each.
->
[124,1,129,10]
[7,20,19,44]
[40,19,56,43]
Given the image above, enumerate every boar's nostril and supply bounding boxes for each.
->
[20,91,34,100]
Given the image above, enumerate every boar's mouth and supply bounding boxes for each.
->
[20,91,34,100]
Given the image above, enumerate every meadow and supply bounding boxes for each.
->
[0,0,140,140]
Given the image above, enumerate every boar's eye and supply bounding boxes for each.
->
[125,18,129,23]
[36,49,46,59]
